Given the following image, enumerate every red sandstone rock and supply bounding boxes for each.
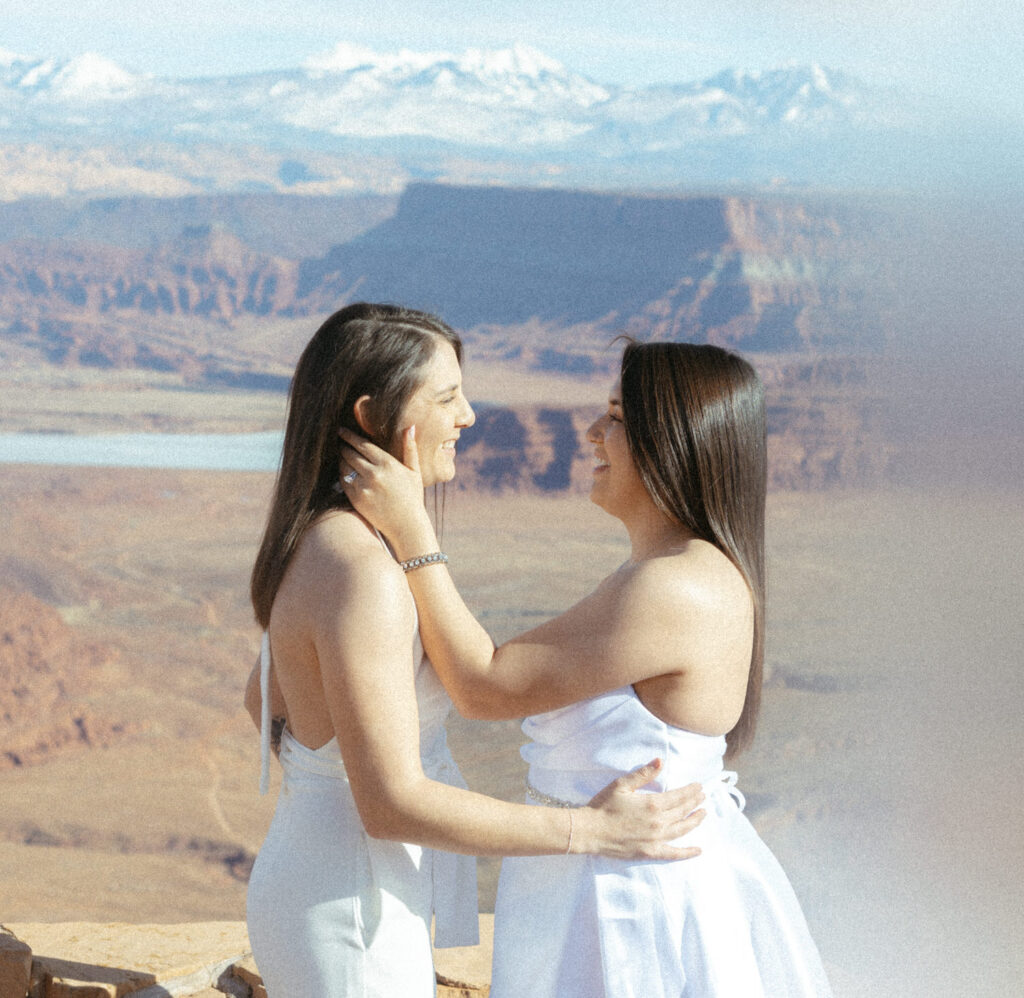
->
[7,922,251,998]
[226,956,262,993]
[433,914,493,995]
[0,588,130,771]
[0,925,33,998]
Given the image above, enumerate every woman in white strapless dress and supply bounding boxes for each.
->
[492,688,831,996]
[340,339,833,996]
[244,306,706,998]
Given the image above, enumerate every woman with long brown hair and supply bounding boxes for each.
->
[244,305,707,998]
[339,339,832,996]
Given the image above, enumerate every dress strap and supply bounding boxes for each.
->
[371,526,392,554]
[259,631,271,796]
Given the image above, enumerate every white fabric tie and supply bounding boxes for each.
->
[718,770,746,811]
[259,631,271,796]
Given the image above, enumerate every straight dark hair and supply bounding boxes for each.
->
[619,340,767,758]
[251,303,462,629]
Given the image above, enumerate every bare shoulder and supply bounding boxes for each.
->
[278,511,413,621]
[626,539,751,619]
[301,510,387,565]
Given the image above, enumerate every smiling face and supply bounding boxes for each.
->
[395,340,475,487]
[586,378,650,517]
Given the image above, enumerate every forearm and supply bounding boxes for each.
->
[385,512,505,714]
[363,773,587,857]
[361,765,704,863]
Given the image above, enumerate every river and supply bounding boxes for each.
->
[0,431,284,471]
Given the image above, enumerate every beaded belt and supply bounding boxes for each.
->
[526,772,746,811]
[525,778,576,808]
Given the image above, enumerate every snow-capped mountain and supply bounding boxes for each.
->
[0,43,925,197]
[1,50,140,98]
[1,44,879,145]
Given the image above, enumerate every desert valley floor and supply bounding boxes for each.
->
[2,465,1022,996]
[1,372,1021,997]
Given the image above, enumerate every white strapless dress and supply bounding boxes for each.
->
[246,631,478,998]
[490,686,832,998]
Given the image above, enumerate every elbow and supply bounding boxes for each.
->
[449,687,489,721]
[448,644,528,720]
[361,811,400,841]
[450,684,523,722]
[360,804,421,843]
[353,783,421,841]
[456,698,509,722]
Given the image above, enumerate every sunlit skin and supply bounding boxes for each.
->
[243,338,707,865]
[355,340,476,488]
[330,363,832,997]
[586,379,650,520]
[335,376,754,738]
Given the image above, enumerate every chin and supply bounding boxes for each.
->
[588,485,622,520]
[429,463,457,486]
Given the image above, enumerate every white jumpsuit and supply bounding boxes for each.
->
[246,631,478,997]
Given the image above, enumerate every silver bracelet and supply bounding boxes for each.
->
[399,551,449,573]
[526,779,575,808]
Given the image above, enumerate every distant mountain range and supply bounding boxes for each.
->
[0,43,953,198]
[0,183,895,371]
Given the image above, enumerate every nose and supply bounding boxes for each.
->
[458,394,476,428]
[586,414,605,443]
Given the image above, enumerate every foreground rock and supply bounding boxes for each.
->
[0,919,493,997]
[3,922,249,997]
[433,915,493,996]
[1,926,32,998]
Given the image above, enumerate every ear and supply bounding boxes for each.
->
[352,395,375,436]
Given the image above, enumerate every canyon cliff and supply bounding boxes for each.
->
[298,185,888,360]
[0,183,892,369]
[0,183,898,488]
[455,356,889,494]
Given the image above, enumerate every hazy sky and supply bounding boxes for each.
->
[3,0,1022,120]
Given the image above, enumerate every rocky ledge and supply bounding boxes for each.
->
[0,919,493,997]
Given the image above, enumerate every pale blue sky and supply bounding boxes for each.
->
[3,0,1022,121]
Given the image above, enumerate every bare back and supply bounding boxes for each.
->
[629,538,754,736]
[266,509,417,752]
